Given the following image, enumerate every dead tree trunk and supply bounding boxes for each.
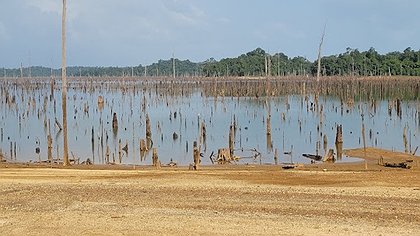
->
[403,126,408,153]
[152,148,160,168]
[274,148,278,165]
[112,112,118,131]
[317,24,326,82]
[193,141,200,170]
[335,124,343,144]
[229,124,234,157]
[47,134,53,162]
[106,145,110,163]
[61,0,70,166]
[146,114,152,149]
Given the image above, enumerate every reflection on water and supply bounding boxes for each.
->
[0,78,419,165]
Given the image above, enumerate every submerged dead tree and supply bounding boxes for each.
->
[229,124,235,157]
[335,124,343,159]
[47,134,53,162]
[152,148,160,168]
[317,24,326,82]
[335,124,343,144]
[112,112,118,131]
[193,141,200,170]
[146,114,152,149]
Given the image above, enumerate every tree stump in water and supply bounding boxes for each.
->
[335,124,343,144]
[106,145,110,163]
[396,99,402,118]
[118,140,122,163]
[229,125,234,157]
[323,149,335,162]
[97,96,104,111]
[146,114,152,139]
[217,148,232,164]
[47,134,53,162]
[146,114,152,150]
[112,112,118,131]
[152,148,160,168]
[140,139,147,152]
[193,141,200,170]
[274,148,279,165]
[266,115,271,135]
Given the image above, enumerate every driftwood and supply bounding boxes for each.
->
[81,158,92,165]
[55,117,63,131]
[214,148,259,164]
[208,151,214,164]
[122,141,128,154]
[384,162,411,169]
[412,146,418,156]
[282,165,296,170]
[167,158,177,167]
[302,153,322,161]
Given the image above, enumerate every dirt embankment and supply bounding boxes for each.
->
[0,148,419,235]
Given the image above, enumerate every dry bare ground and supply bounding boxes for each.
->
[0,148,419,235]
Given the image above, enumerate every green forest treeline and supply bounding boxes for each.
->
[2,47,420,78]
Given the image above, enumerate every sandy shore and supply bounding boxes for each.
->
[0,148,419,235]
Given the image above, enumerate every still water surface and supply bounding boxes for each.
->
[0,80,418,165]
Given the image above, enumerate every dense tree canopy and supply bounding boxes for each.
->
[2,47,420,78]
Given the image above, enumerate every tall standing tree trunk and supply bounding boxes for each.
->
[62,0,70,166]
[317,25,326,82]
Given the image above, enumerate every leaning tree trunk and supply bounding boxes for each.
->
[62,0,70,166]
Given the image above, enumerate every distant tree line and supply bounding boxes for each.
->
[1,47,420,78]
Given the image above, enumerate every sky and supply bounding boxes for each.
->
[0,0,419,68]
